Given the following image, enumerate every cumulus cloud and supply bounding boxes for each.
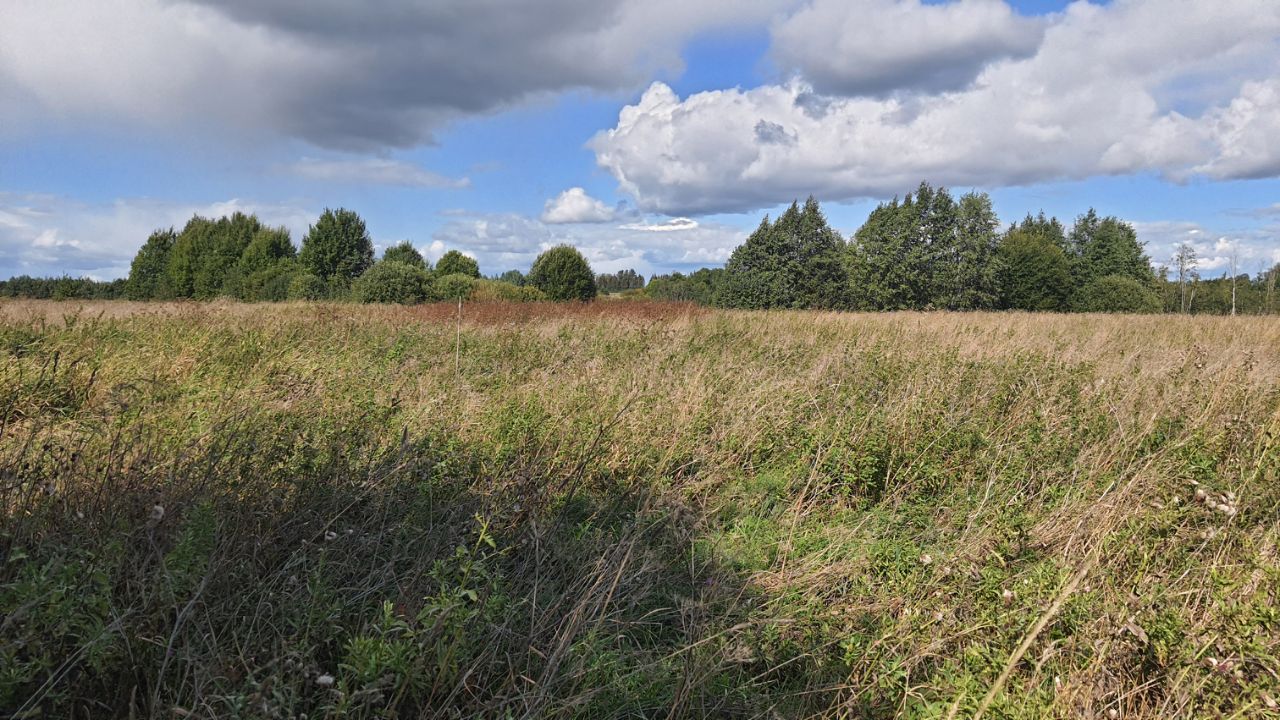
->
[285,157,469,188]
[0,193,315,280]
[592,0,1280,215]
[541,188,618,224]
[1133,219,1280,274]
[433,211,743,275]
[771,0,1044,97]
[0,0,794,149]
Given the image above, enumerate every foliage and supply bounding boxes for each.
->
[646,268,724,304]
[287,273,327,301]
[468,278,545,302]
[1074,274,1163,313]
[299,208,375,282]
[430,273,477,301]
[382,241,427,269]
[496,269,527,287]
[2,303,1276,719]
[126,229,176,300]
[435,250,480,279]
[1067,209,1154,290]
[528,245,597,301]
[596,269,645,294]
[351,260,433,304]
[0,276,127,300]
[717,197,846,309]
[997,213,1072,311]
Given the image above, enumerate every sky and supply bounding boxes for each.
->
[1,0,1278,281]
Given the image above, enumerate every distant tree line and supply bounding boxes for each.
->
[596,269,645,294]
[118,207,597,304]
[4,184,1275,314]
[642,182,1278,314]
[0,275,126,300]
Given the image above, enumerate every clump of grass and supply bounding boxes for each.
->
[2,301,1278,718]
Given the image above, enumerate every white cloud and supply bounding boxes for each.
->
[592,0,1280,215]
[432,211,743,275]
[0,192,315,280]
[771,0,1044,97]
[1133,219,1280,274]
[286,157,469,188]
[541,187,617,223]
[618,218,699,232]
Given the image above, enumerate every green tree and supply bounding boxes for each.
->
[934,191,1001,310]
[239,227,296,273]
[299,208,374,282]
[997,213,1072,311]
[1068,210,1153,290]
[383,241,427,269]
[227,227,297,300]
[497,269,527,286]
[351,261,432,304]
[528,245,597,301]
[715,214,794,309]
[127,228,176,300]
[165,216,216,298]
[1075,274,1162,313]
[435,250,480,278]
[717,197,846,309]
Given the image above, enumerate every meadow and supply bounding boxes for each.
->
[1,300,1277,719]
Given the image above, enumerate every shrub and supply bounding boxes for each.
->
[352,261,432,304]
[1074,274,1162,314]
[528,245,597,302]
[241,262,300,302]
[287,273,327,301]
[468,279,546,303]
[430,273,476,302]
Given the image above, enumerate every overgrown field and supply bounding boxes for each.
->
[2,300,1277,719]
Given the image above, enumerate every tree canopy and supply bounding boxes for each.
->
[299,208,374,283]
[528,245,597,302]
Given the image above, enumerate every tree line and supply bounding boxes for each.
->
[641,182,1279,314]
[117,208,597,304]
[4,181,1276,313]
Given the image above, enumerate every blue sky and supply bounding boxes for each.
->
[2,0,1278,280]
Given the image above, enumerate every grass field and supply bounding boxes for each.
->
[2,300,1277,719]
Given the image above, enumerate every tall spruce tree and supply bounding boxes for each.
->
[718,197,846,309]
[716,213,797,309]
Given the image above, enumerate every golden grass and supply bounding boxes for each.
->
[1,299,1277,718]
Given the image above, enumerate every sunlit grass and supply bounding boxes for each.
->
[2,300,1277,718]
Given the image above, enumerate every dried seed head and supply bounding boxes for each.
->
[920,554,933,566]
[316,673,335,687]
[1001,588,1015,605]
[1194,488,1207,502]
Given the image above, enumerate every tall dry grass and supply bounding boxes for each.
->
[1,300,1277,718]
